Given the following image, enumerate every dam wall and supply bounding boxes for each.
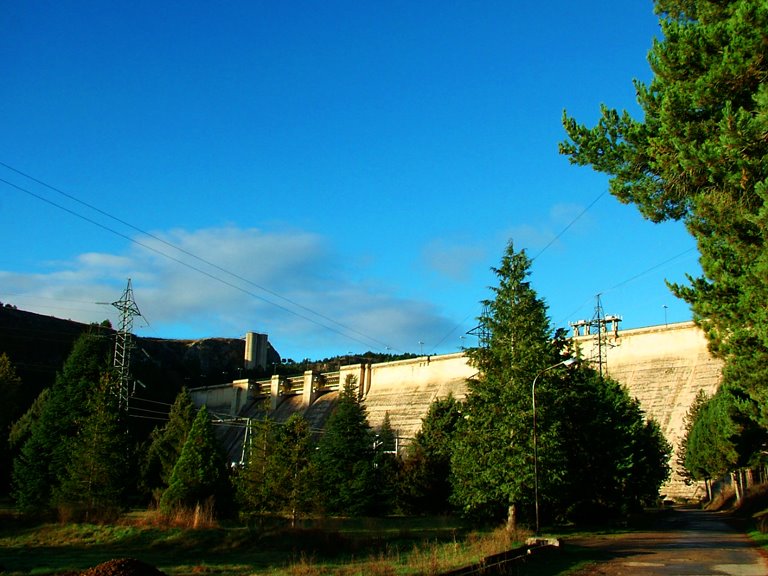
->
[363,353,474,440]
[191,321,722,500]
[576,321,723,499]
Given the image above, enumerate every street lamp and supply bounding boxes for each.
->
[532,357,576,534]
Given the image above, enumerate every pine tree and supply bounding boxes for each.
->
[551,369,671,520]
[560,0,768,467]
[314,376,376,516]
[451,242,564,526]
[399,395,462,514]
[450,242,670,527]
[8,388,49,452]
[677,389,710,484]
[0,354,22,493]
[142,388,196,498]
[684,385,765,482]
[12,331,111,513]
[160,405,230,515]
[372,412,400,515]
[273,414,315,524]
[238,413,316,524]
[53,373,130,521]
[237,416,280,517]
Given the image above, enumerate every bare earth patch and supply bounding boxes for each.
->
[59,558,167,576]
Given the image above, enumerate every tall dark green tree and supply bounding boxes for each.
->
[238,413,315,524]
[273,414,315,524]
[142,388,196,499]
[677,389,711,485]
[160,405,231,515]
[8,388,49,452]
[550,368,671,520]
[560,0,768,466]
[237,416,280,517]
[399,395,463,514]
[53,373,131,520]
[372,412,400,515]
[0,353,22,493]
[451,242,565,526]
[683,385,765,483]
[452,242,671,527]
[314,376,376,516]
[12,331,111,513]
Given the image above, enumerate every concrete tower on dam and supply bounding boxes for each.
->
[191,321,722,500]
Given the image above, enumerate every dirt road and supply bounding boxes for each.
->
[566,508,768,575]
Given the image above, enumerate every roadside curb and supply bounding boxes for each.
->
[440,538,561,575]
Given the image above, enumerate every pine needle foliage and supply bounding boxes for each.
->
[160,405,231,515]
[12,331,111,513]
[561,0,768,476]
[314,376,377,516]
[451,242,564,524]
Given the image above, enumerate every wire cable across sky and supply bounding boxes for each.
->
[1,162,401,353]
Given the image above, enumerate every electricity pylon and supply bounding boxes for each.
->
[111,278,141,409]
[569,294,621,378]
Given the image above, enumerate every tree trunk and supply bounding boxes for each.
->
[506,503,517,533]
[732,472,742,504]
[705,478,712,502]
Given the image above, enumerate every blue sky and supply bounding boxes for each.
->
[1,1,700,361]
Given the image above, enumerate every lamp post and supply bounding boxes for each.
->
[532,357,575,534]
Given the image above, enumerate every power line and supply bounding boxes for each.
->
[131,396,175,408]
[0,161,399,353]
[605,247,697,293]
[555,246,698,327]
[433,191,609,351]
[0,171,397,353]
[531,191,607,262]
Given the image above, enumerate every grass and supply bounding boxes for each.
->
[0,505,660,576]
[0,510,530,576]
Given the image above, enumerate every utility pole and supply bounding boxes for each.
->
[466,304,491,349]
[111,278,141,410]
[569,295,621,378]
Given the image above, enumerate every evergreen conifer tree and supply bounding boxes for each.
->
[238,413,316,523]
[160,405,231,515]
[12,331,111,513]
[372,412,400,515]
[273,414,315,524]
[551,368,671,519]
[451,242,671,527]
[399,395,462,514]
[53,373,130,521]
[314,376,376,516]
[142,387,196,498]
[561,0,768,467]
[451,242,563,526]
[237,416,280,517]
[0,354,22,493]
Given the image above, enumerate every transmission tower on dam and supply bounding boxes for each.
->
[466,304,491,349]
[110,278,142,409]
[570,295,621,378]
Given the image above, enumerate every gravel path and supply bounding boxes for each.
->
[566,508,768,575]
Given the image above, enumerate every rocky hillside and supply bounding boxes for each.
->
[0,305,280,418]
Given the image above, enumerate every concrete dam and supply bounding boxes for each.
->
[191,321,722,500]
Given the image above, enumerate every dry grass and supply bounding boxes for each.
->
[278,523,526,576]
[123,500,219,530]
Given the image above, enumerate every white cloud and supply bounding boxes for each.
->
[1,226,460,359]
